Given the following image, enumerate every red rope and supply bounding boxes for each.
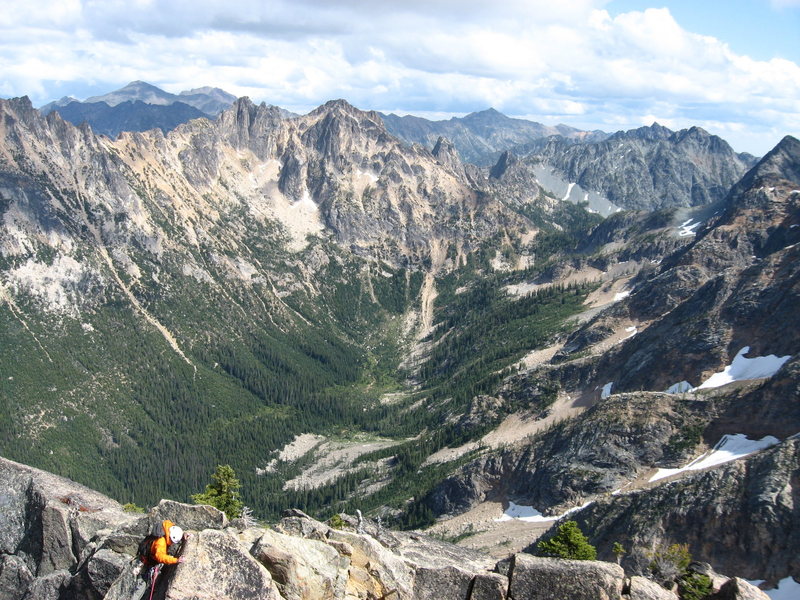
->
[147,564,161,600]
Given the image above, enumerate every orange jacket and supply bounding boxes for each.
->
[152,519,180,565]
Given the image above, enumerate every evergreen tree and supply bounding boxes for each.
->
[191,464,244,519]
[537,520,597,560]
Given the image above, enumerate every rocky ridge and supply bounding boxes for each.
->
[528,124,758,211]
[0,455,772,600]
[381,108,607,166]
[418,137,800,584]
[44,100,210,139]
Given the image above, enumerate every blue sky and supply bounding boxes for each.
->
[1,0,798,155]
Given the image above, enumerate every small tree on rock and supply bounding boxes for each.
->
[612,542,626,565]
[191,464,243,519]
[537,520,597,560]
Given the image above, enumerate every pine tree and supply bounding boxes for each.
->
[191,464,244,519]
[536,520,597,560]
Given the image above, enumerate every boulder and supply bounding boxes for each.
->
[328,528,416,599]
[712,578,771,600]
[627,576,677,600]
[251,528,348,600]
[0,554,33,600]
[84,548,130,598]
[163,528,281,599]
[20,569,71,600]
[470,572,508,600]
[508,554,624,600]
[148,499,228,531]
[277,513,331,542]
[412,565,474,600]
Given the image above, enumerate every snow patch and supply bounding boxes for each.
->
[748,576,800,600]
[649,433,780,482]
[601,382,613,399]
[496,501,593,523]
[625,326,637,339]
[356,169,379,184]
[696,346,791,390]
[613,290,630,302]
[678,219,701,237]
[562,182,576,201]
[665,381,692,394]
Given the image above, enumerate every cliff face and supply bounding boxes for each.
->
[568,438,800,587]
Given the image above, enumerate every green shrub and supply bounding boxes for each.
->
[191,464,244,519]
[537,520,597,560]
[122,502,145,513]
[679,572,713,600]
[328,514,346,530]
[612,541,626,564]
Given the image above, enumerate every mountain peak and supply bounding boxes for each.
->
[314,98,361,115]
[462,107,510,124]
[613,122,674,142]
[734,134,800,191]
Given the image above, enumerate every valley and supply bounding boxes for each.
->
[0,84,798,595]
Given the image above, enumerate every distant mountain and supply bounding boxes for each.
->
[529,123,759,210]
[38,95,79,115]
[37,81,238,138]
[380,108,608,166]
[84,80,236,115]
[48,99,208,138]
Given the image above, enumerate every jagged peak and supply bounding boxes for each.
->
[432,135,456,155]
[489,149,517,179]
[431,136,463,172]
[611,122,674,143]
[311,98,361,116]
[2,95,34,111]
[734,134,800,191]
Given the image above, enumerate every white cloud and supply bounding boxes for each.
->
[0,1,798,155]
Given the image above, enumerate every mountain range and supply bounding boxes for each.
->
[1,82,799,597]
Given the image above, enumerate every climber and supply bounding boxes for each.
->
[150,519,188,566]
[136,519,188,600]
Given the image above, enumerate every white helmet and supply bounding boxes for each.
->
[169,526,184,544]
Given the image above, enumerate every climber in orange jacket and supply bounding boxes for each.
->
[152,519,187,565]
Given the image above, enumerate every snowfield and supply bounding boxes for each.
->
[650,433,780,482]
[678,219,701,237]
[696,346,791,390]
[496,501,593,523]
[748,577,800,600]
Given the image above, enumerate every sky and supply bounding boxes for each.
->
[1,0,798,155]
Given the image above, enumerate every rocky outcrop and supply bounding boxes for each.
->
[508,554,624,600]
[711,578,771,600]
[627,576,678,600]
[567,438,800,586]
[427,392,712,516]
